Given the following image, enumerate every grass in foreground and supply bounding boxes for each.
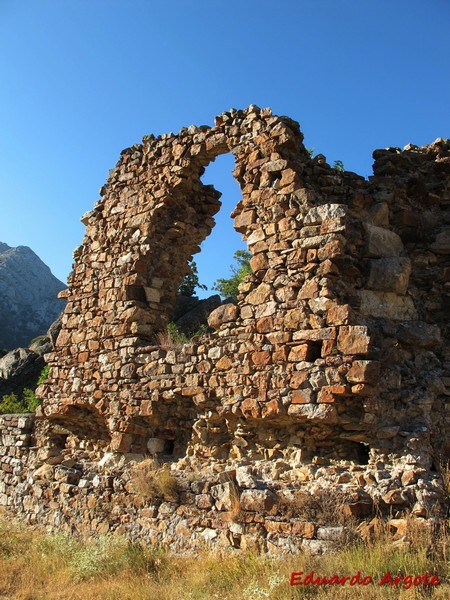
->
[0,517,447,599]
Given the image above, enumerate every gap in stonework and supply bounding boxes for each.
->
[194,153,248,299]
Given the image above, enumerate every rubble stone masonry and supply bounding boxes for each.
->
[0,106,449,553]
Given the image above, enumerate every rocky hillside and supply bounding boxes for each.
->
[0,242,66,350]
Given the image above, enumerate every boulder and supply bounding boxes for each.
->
[0,347,45,398]
[175,295,221,334]
[366,257,411,294]
[207,303,239,329]
[47,314,63,348]
[397,322,441,347]
[171,295,200,322]
[29,336,52,356]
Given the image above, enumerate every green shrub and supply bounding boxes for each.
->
[37,365,50,386]
[166,322,189,343]
[0,364,49,414]
[156,322,210,349]
[22,388,40,411]
[213,250,252,301]
[0,389,40,414]
[69,535,132,582]
[0,393,25,414]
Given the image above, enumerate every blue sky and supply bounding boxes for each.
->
[1,0,449,297]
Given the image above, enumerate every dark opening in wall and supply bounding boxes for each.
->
[329,439,371,464]
[356,442,370,465]
[308,341,323,362]
[163,439,175,455]
[125,285,147,303]
[45,406,110,451]
[47,428,69,452]
[130,403,196,458]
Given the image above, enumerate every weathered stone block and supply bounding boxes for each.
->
[291,521,316,538]
[236,466,257,488]
[317,526,348,541]
[430,229,450,254]
[251,351,271,366]
[363,223,403,257]
[246,283,272,305]
[326,304,352,326]
[288,344,316,362]
[317,385,349,403]
[216,356,233,370]
[287,404,337,422]
[283,309,305,330]
[367,257,411,294]
[304,204,347,225]
[346,360,381,384]
[292,389,314,404]
[337,326,370,355]
[351,383,376,396]
[211,482,237,511]
[207,303,239,329]
[241,398,260,418]
[263,159,288,172]
[240,489,278,512]
[289,371,308,389]
[357,290,417,320]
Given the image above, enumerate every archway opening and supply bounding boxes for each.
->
[195,153,247,299]
[166,152,252,337]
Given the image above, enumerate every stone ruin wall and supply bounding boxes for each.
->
[0,106,449,553]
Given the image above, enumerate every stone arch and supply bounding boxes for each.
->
[58,107,307,349]
[36,404,110,458]
[108,107,307,341]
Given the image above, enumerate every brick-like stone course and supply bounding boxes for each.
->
[0,107,448,552]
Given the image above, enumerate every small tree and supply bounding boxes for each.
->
[212,250,252,301]
[178,260,207,297]
[333,159,345,172]
[0,393,24,414]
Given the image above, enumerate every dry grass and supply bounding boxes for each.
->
[130,458,179,502]
[0,515,447,599]
[155,330,184,351]
[155,323,190,351]
[279,487,358,526]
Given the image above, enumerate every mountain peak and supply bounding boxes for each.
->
[0,242,66,350]
[0,242,12,254]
